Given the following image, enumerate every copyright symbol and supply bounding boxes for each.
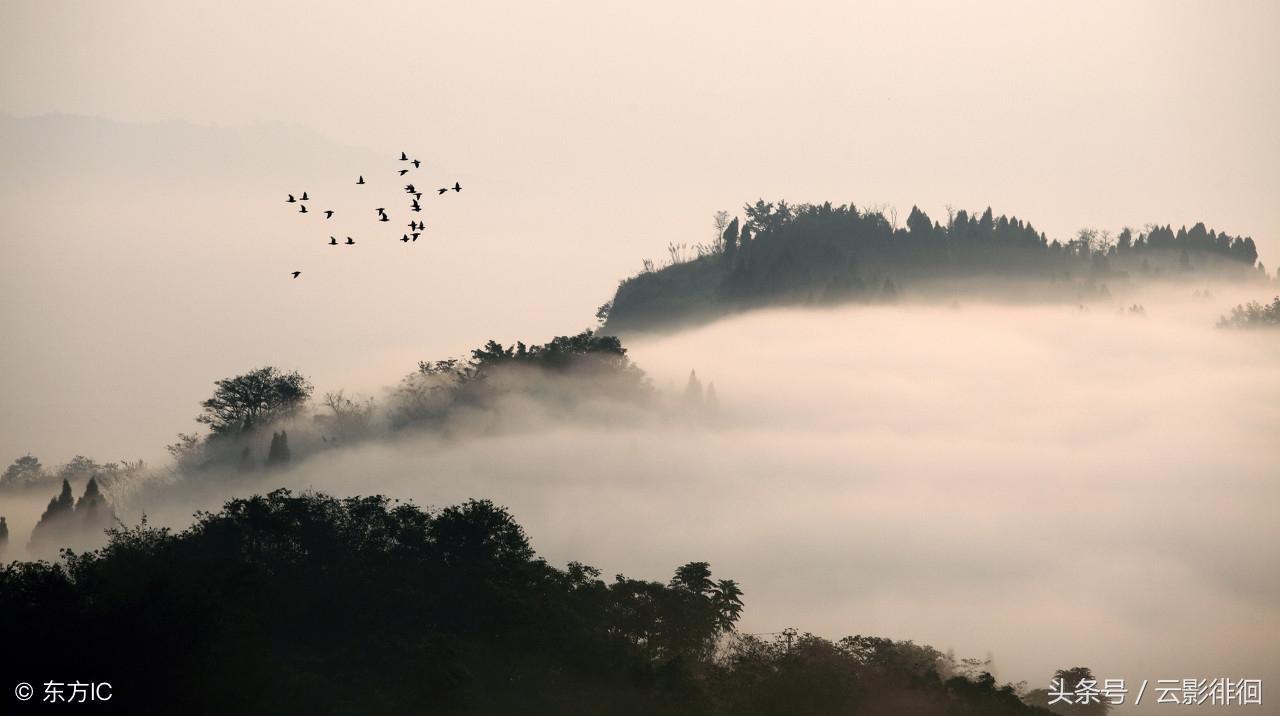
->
[14,682,33,701]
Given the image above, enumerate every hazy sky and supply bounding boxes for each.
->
[3,0,1278,249]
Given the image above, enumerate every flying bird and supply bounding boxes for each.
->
[399,169,409,176]
[345,237,355,245]
[299,204,308,213]
[453,182,461,192]
[329,236,338,245]
[413,191,423,200]
[286,194,297,203]
[300,192,309,201]
[437,187,448,195]
[401,234,410,243]
[411,232,421,241]
[405,184,415,193]
[379,214,389,222]
[291,271,302,278]
[411,159,420,168]
[324,210,334,219]
[356,175,365,185]
[399,152,408,161]
[411,199,421,212]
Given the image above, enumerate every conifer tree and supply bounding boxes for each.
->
[265,431,292,469]
[28,479,74,553]
[722,217,739,263]
[683,370,704,410]
[75,476,116,536]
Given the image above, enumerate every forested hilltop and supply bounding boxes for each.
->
[2,489,1069,715]
[601,201,1270,334]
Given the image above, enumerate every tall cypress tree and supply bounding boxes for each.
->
[683,370,704,410]
[29,479,75,553]
[722,217,740,264]
[266,431,292,469]
[75,476,115,536]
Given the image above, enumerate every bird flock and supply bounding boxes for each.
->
[285,152,461,278]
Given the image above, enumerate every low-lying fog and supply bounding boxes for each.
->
[6,286,1279,708]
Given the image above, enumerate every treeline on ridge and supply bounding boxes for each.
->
[1,488,1066,715]
[602,201,1269,333]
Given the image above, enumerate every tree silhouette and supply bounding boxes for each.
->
[603,201,1265,333]
[264,430,291,468]
[28,479,74,552]
[196,367,313,435]
[0,488,1054,714]
[74,476,116,537]
[683,370,704,410]
[1,454,48,489]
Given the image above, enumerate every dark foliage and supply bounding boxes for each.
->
[197,366,313,435]
[605,202,1262,333]
[1217,296,1280,329]
[265,430,292,468]
[26,477,117,556]
[391,329,651,428]
[0,454,47,489]
[1,489,1053,715]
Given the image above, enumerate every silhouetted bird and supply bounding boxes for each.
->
[399,169,409,175]
[405,184,415,193]
[291,271,301,278]
[401,234,410,242]
[411,159,420,168]
[299,205,308,213]
[287,194,297,203]
[300,192,309,201]
[379,214,389,222]
[413,191,423,200]
[345,237,355,245]
[411,232,421,241]
[411,199,421,212]
[400,152,408,161]
[329,236,338,245]
[356,175,365,185]
[324,210,334,219]
[453,182,461,192]
[437,187,448,195]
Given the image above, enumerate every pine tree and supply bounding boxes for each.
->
[722,217,740,264]
[683,370,704,410]
[265,431,292,469]
[75,476,116,536]
[28,479,75,553]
